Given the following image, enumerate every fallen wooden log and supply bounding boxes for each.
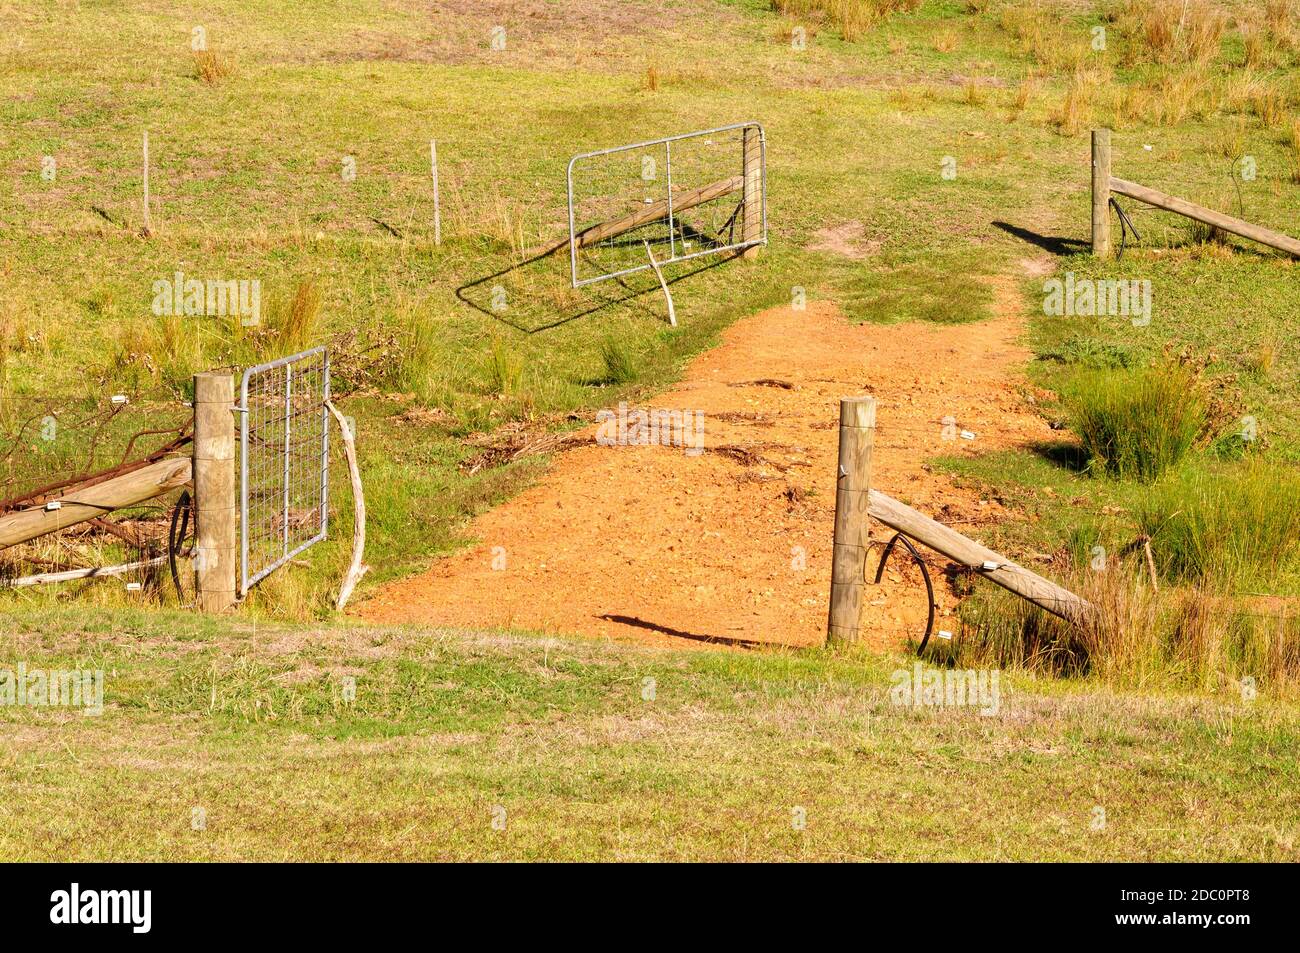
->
[0,456,192,550]
[1109,176,1300,258]
[526,174,744,260]
[868,489,1094,625]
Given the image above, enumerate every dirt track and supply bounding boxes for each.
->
[357,260,1058,649]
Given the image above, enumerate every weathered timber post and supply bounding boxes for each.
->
[827,396,876,644]
[194,371,237,612]
[741,125,763,259]
[1091,128,1111,258]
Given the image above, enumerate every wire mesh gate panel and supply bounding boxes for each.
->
[238,347,329,595]
[565,122,766,287]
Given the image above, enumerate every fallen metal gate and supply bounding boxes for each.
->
[238,346,329,595]
[565,121,767,288]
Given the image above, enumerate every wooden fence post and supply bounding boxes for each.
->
[430,138,442,246]
[141,129,153,237]
[741,126,763,259]
[827,396,876,644]
[1091,128,1111,258]
[194,371,236,612]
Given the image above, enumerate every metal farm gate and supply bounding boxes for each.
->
[238,347,329,596]
[565,121,767,288]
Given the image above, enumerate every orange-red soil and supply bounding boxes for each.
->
[357,263,1058,650]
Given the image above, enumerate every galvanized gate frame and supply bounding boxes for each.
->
[237,346,329,596]
[565,121,767,288]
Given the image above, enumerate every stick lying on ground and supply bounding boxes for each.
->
[326,401,368,611]
[868,489,1095,626]
[4,556,166,589]
[526,174,743,260]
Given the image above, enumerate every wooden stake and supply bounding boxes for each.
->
[1110,175,1300,258]
[827,396,875,644]
[430,139,442,246]
[1143,538,1159,591]
[142,129,153,236]
[741,126,763,259]
[194,372,236,612]
[325,401,368,610]
[1091,128,1111,258]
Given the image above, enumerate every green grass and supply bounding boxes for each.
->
[4,0,1090,618]
[1138,461,1300,589]
[4,0,1300,860]
[1,606,1297,861]
[1062,362,1208,481]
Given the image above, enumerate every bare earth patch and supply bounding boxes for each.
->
[358,260,1059,650]
[807,220,882,259]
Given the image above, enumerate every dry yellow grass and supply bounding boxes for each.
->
[1289,120,1300,182]
[1120,0,1226,66]
[1250,85,1290,130]
[192,50,235,85]
[769,0,919,41]
[1052,73,1098,135]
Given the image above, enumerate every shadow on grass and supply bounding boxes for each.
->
[992,220,1088,257]
[1032,439,1089,473]
[598,613,766,649]
[456,232,744,335]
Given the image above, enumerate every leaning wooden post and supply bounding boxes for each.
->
[1091,128,1111,258]
[193,372,237,612]
[827,396,876,644]
[741,125,763,259]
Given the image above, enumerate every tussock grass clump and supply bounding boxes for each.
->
[771,0,920,41]
[1064,362,1208,481]
[1119,0,1226,66]
[1187,217,1229,246]
[932,28,958,53]
[276,278,321,354]
[1248,84,1289,129]
[1137,462,1300,588]
[484,337,525,397]
[1052,74,1096,134]
[193,50,235,85]
[598,336,638,385]
[1288,120,1300,183]
[1152,70,1205,125]
[0,303,39,382]
[390,308,446,406]
[998,3,1091,73]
